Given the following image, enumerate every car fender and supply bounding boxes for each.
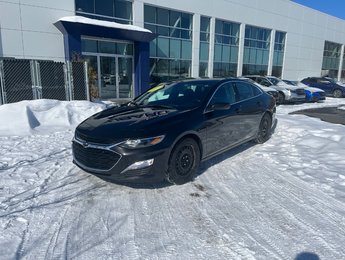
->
[168,130,205,160]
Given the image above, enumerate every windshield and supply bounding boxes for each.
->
[324,77,335,83]
[267,77,280,85]
[133,81,217,109]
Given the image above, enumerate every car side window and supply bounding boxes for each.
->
[209,83,236,105]
[317,78,330,84]
[258,78,271,87]
[235,82,257,101]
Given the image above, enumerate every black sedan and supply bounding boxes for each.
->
[73,78,276,185]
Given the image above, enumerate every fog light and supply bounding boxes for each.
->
[121,159,154,174]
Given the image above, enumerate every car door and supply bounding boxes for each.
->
[316,78,332,94]
[233,81,265,140]
[203,82,243,157]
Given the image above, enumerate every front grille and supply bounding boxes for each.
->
[319,92,326,97]
[75,131,116,145]
[296,89,305,95]
[73,141,120,171]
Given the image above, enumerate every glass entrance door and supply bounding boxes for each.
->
[100,56,116,99]
[118,57,133,99]
[98,56,133,100]
[82,38,134,100]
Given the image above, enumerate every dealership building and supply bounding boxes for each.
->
[1,0,345,100]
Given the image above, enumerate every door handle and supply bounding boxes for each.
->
[257,101,262,107]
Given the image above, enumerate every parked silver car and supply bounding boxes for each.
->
[244,75,306,104]
[239,77,279,101]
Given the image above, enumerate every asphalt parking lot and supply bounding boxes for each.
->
[290,105,345,125]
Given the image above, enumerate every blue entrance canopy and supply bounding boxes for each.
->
[54,16,156,45]
[54,16,156,97]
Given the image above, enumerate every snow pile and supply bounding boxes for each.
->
[338,105,345,110]
[277,98,345,115]
[0,100,106,136]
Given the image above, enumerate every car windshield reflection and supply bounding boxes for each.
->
[133,81,217,109]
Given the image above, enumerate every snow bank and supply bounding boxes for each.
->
[277,97,345,115]
[338,105,345,110]
[0,100,107,136]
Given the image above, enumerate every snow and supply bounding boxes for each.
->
[1,98,345,259]
[0,100,106,136]
[58,16,152,33]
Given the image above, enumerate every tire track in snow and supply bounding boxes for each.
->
[197,165,286,260]
[195,149,345,259]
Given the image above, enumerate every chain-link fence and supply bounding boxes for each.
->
[0,59,89,105]
[71,61,89,100]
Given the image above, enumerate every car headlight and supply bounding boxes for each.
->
[119,135,165,149]
[285,90,291,96]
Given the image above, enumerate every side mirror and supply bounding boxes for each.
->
[206,103,231,112]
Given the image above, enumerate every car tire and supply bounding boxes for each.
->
[277,92,285,104]
[166,138,200,185]
[255,113,272,144]
[333,89,343,98]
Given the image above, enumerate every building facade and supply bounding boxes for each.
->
[1,0,345,100]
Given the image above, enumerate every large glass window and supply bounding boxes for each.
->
[322,41,342,79]
[272,31,286,78]
[144,5,193,85]
[213,19,240,77]
[82,38,133,55]
[243,25,271,76]
[199,16,210,77]
[75,0,132,24]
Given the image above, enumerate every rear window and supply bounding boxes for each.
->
[235,81,261,101]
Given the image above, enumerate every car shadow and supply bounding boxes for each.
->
[195,142,256,179]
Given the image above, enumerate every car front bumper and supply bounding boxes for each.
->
[72,138,171,183]
[285,93,306,103]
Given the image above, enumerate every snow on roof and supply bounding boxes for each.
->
[58,16,152,33]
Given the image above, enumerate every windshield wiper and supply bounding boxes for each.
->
[127,100,140,107]
[144,104,176,109]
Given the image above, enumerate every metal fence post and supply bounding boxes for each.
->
[0,60,5,104]
[70,62,74,100]
[84,62,90,101]
[35,61,42,99]
[65,61,74,101]
[63,63,70,101]
[30,60,38,99]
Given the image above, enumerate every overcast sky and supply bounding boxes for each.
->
[292,0,345,20]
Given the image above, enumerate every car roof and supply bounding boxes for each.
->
[157,77,244,85]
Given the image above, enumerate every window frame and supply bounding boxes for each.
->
[205,80,263,113]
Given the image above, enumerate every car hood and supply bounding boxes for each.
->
[297,82,324,93]
[276,81,301,90]
[336,82,345,87]
[75,106,193,144]
[261,86,277,92]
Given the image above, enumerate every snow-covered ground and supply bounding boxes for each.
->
[1,99,345,259]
